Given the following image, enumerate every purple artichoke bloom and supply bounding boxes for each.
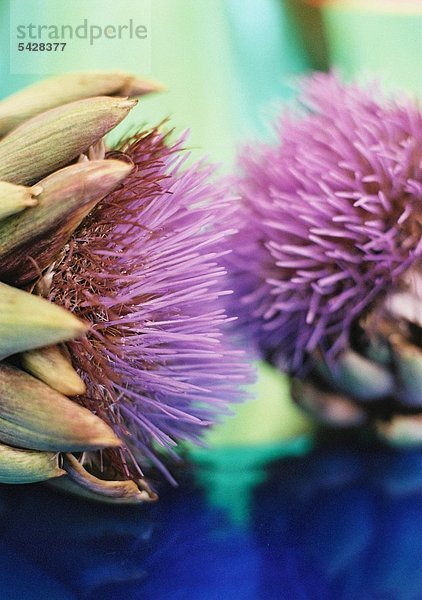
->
[49,128,249,486]
[226,73,422,375]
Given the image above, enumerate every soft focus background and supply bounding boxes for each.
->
[1,1,422,597]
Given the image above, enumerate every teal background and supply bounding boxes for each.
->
[321,1,422,99]
[9,0,151,76]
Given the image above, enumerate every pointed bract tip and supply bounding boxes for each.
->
[22,345,87,396]
[0,180,39,219]
[0,283,88,360]
[0,96,137,185]
[122,76,166,96]
[63,453,157,503]
[0,364,121,452]
[116,97,138,110]
[0,71,163,136]
[0,442,65,483]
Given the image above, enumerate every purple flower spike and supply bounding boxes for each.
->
[226,73,422,373]
[49,129,250,482]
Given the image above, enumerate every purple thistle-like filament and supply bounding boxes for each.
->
[225,73,422,372]
[49,129,250,481]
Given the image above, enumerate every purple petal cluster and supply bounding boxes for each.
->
[49,129,249,481]
[226,73,422,373]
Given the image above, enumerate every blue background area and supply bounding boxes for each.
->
[1,439,422,599]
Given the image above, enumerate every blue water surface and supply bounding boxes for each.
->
[1,437,422,599]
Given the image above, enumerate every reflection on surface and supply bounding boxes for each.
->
[1,438,422,599]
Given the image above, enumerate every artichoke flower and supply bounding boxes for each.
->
[0,72,249,501]
[226,73,422,443]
